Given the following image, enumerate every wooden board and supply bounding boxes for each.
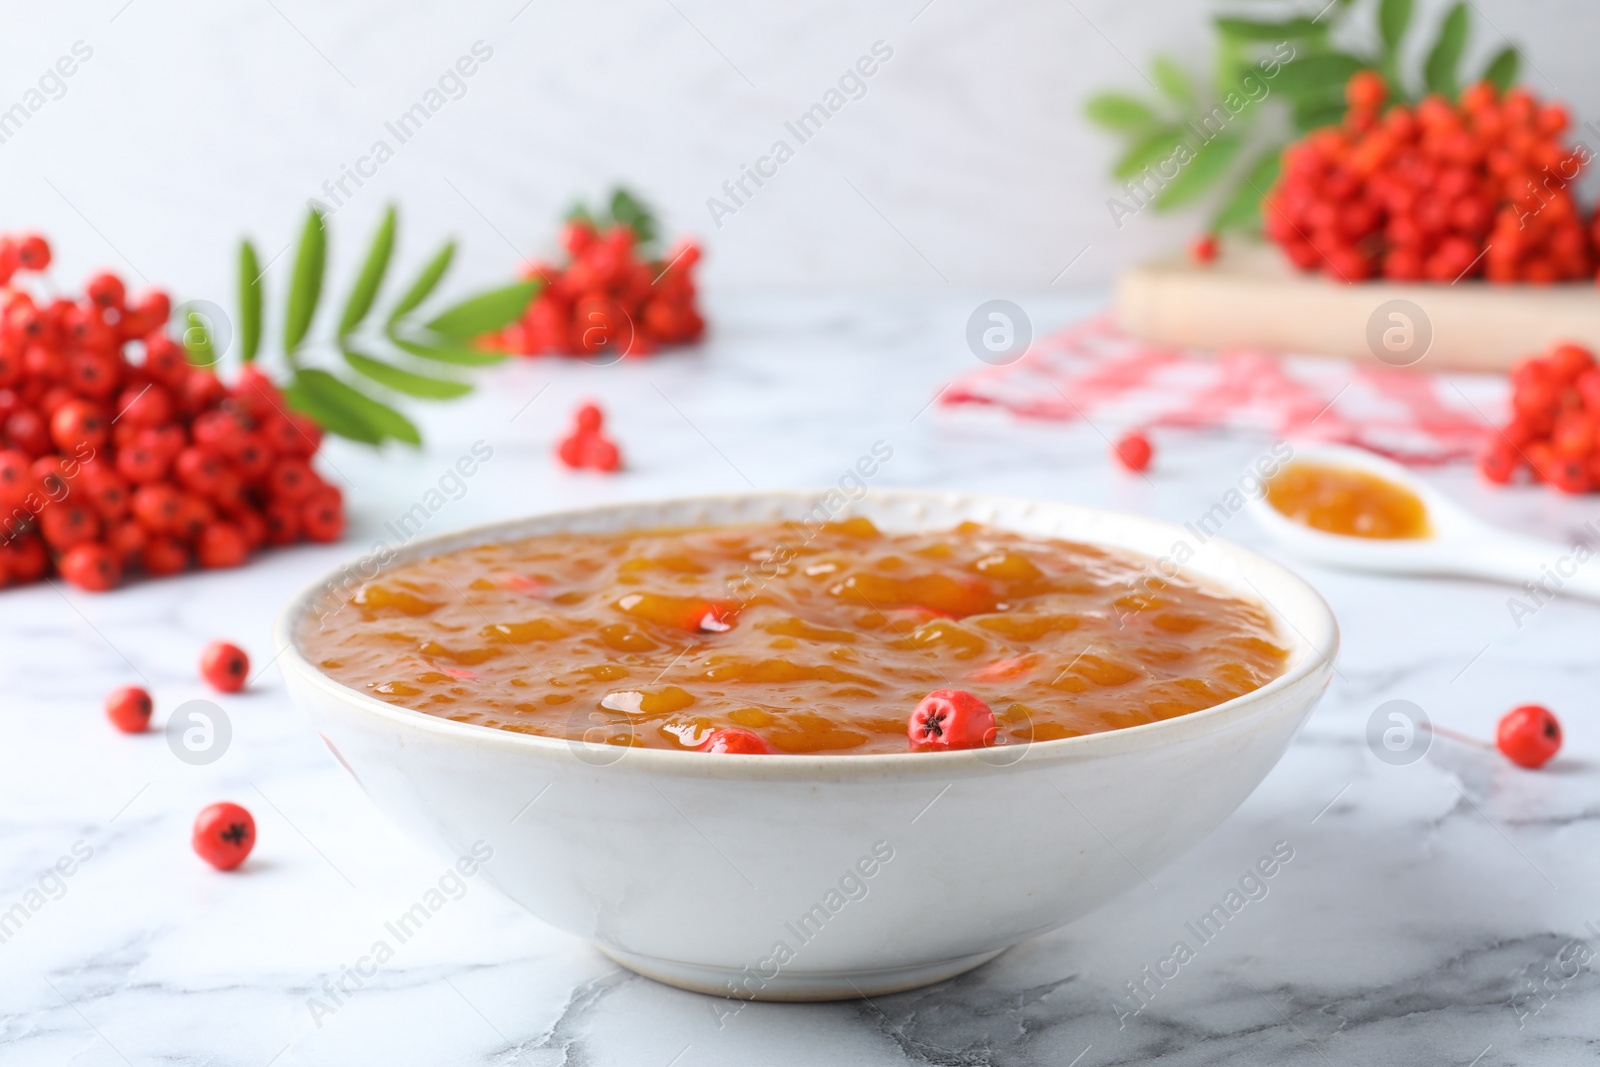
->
[1114,241,1600,372]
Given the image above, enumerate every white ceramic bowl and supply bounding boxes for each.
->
[275,490,1338,1001]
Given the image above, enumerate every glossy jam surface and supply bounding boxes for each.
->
[301,519,1290,754]
[1266,462,1430,539]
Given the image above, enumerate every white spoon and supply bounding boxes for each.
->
[1247,444,1600,601]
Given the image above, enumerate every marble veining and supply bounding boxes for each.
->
[3,294,1598,1065]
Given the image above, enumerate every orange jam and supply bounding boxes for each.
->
[301,519,1290,754]
[1265,462,1430,539]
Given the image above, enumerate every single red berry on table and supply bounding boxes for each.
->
[200,640,250,693]
[1113,430,1154,473]
[697,727,775,754]
[1496,704,1562,768]
[192,802,255,871]
[105,685,152,733]
[908,689,997,752]
[1189,234,1219,264]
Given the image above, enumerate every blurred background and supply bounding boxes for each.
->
[4,0,1597,301]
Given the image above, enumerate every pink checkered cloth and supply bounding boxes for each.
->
[939,314,1507,464]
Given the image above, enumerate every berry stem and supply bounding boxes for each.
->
[1423,722,1494,750]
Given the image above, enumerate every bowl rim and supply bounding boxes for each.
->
[273,488,1339,779]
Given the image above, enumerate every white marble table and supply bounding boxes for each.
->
[3,294,1598,1066]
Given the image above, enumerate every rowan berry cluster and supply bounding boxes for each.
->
[496,221,704,360]
[1266,74,1591,284]
[555,401,622,472]
[1480,341,1600,492]
[0,233,344,591]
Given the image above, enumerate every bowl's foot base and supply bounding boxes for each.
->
[597,944,1009,1002]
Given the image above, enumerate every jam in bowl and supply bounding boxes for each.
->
[277,490,1337,999]
[300,517,1292,756]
